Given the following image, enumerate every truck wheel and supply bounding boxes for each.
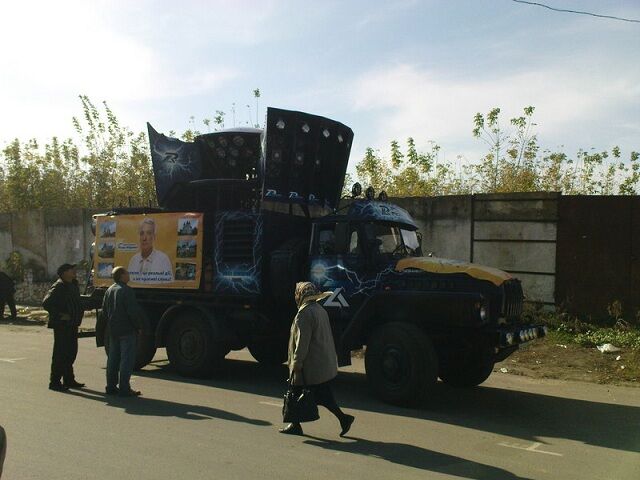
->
[248,336,288,366]
[166,312,226,377]
[102,325,157,370]
[365,322,438,407]
[439,357,494,387]
[135,335,157,370]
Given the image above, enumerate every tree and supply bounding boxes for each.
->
[354,105,639,197]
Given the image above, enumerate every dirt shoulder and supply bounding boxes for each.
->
[495,333,640,386]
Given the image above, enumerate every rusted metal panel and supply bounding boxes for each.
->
[556,196,633,319]
[632,198,640,317]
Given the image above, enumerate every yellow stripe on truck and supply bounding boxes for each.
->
[396,257,512,287]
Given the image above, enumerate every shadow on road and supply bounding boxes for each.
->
[67,388,271,426]
[303,435,533,480]
[0,317,46,327]
[135,358,640,454]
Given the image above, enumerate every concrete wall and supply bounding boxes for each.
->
[44,209,89,278]
[0,209,94,304]
[0,193,601,309]
[393,196,472,261]
[390,192,560,305]
[0,213,13,265]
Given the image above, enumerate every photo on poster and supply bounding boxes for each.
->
[100,221,116,238]
[97,263,114,278]
[177,218,198,236]
[177,239,197,258]
[175,262,197,281]
[127,217,174,283]
[98,241,115,258]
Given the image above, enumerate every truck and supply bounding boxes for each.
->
[87,107,545,406]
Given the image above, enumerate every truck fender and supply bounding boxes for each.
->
[339,291,484,350]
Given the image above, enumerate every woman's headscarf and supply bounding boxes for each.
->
[294,282,331,309]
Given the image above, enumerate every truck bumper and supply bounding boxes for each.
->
[498,325,548,349]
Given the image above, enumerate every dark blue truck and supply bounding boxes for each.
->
[87,107,545,406]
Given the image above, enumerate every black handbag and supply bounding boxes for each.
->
[282,371,319,423]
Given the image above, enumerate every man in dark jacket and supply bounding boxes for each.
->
[42,263,85,391]
[0,270,17,322]
[101,266,145,397]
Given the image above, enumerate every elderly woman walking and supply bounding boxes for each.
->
[280,282,355,436]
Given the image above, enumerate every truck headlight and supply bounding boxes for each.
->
[479,306,488,322]
[506,332,515,345]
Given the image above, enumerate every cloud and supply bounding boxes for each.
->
[0,0,239,141]
[349,61,640,160]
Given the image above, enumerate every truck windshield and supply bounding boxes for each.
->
[365,223,420,257]
[401,229,420,255]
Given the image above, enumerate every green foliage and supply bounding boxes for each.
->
[4,251,25,282]
[523,301,640,351]
[574,328,640,350]
[354,139,469,197]
[0,95,156,211]
[0,90,263,213]
[355,105,640,196]
[2,99,639,214]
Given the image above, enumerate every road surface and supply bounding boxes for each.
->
[1,322,638,479]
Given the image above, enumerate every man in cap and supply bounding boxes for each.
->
[42,263,85,391]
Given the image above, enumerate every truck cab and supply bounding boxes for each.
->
[307,196,545,405]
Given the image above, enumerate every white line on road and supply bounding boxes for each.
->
[498,441,563,457]
[0,358,26,363]
[259,401,282,407]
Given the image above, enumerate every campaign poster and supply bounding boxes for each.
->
[94,212,203,289]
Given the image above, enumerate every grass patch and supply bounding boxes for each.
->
[522,303,640,351]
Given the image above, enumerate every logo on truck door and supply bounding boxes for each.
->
[323,288,350,308]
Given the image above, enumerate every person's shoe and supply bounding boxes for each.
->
[105,386,120,395]
[339,415,355,437]
[49,382,69,392]
[64,380,85,389]
[119,389,142,397]
[279,423,303,436]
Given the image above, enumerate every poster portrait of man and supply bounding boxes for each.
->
[128,218,174,283]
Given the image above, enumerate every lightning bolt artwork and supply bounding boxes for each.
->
[213,211,263,295]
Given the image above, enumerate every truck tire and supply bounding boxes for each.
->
[166,312,226,377]
[248,336,289,366]
[439,357,494,387]
[135,335,157,370]
[103,324,158,371]
[365,322,438,407]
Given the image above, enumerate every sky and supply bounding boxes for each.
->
[1,0,639,172]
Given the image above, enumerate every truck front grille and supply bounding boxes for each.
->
[502,279,524,319]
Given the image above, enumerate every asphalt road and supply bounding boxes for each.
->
[1,322,639,480]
